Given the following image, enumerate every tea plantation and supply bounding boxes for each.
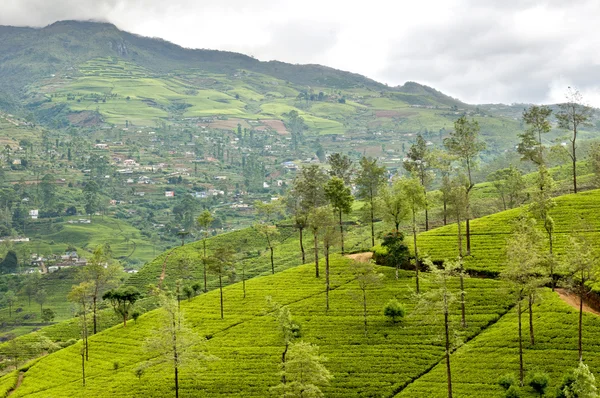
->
[415,188,600,274]
[0,257,515,397]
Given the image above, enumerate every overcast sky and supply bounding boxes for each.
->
[3,0,600,106]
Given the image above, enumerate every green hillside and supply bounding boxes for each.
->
[0,257,514,397]
[416,189,600,274]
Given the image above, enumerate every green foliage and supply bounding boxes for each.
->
[498,373,517,390]
[41,308,55,323]
[383,299,405,323]
[527,371,550,397]
[102,286,142,327]
[505,385,522,398]
[563,362,598,398]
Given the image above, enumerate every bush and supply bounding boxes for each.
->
[527,371,549,397]
[498,374,516,390]
[505,385,521,398]
[383,299,405,323]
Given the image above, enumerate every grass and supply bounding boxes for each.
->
[0,257,513,397]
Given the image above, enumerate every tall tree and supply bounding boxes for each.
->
[196,210,214,293]
[562,235,598,362]
[324,177,353,254]
[447,177,468,326]
[308,206,333,278]
[418,258,462,398]
[444,116,486,255]
[102,286,141,327]
[501,216,547,386]
[378,178,408,233]
[267,297,301,385]
[270,341,332,398]
[293,165,329,263]
[34,288,47,316]
[486,166,526,211]
[404,134,433,230]
[327,153,353,184]
[207,247,235,319]
[518,105,552,166]
[78,245,122,334]
[286,191,309,264]
[380,232,410,280]
[399,177,426,294]
[142,292,215,398]
[82,180,101,221]
[355,157,386,247]
[351,260,383,337]
[319,207,338,311]
[589,143,600,188]
[556,88,593,194]
[254,200,282,274]
[68,281,93,361]
[529,165,556,289]
[3,290,16,318]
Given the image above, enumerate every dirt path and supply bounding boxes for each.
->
[157,249,176,289]
[344,252,373,263]
[7,371,25,397]
[555,288,600,316]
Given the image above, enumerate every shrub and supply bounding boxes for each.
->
[505,385,521,398]
[527,371,549,397]
[383,299,405,323]
[498,373,517,390]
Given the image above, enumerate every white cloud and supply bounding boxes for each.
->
[2,0,600,105]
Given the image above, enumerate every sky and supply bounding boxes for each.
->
[3,0,600,106]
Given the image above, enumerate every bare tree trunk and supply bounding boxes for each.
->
[81,348,86,387]
[83,308,89,361]
[172,316,179,398]
[299,227,305,264]
[281,342,289,384]
[92,296,97,335]
[518,300,524,387]
[444,309,453,398]
[459,268,466,328]
[242,266,246,299]
[363,288,368,337]
[203,239,208,292]
[270,246,274,275]
[465,218,471,255]
[548,229,554,291]
[443,199,448,226]
[314,231,319,278]
[370,197,375,248]
[412,207,419,294]
[579,285,584,361]
[219,274,224,320]
[339,210,345,255]
[528,294,535,345]
[572,135,578,194]
[325,244,330,311]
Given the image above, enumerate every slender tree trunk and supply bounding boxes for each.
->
[444,307,453,398]
[172,316,179,398]
[443,199,447,226]
[281,342,289,384]
[528,294,535,346]
[299,227,305,264]
[572,131,578,194]
[457,213,463,258]
[203,239,208,292]
[459,268,466,328]
[219,274,224,320]
[363,288,368,337]
[412,207,419,294]
[548,229,554,291]
[518,299,524,387]
[339,210,345,255]
[325,244,330,311]
[270,246,274,275]
[313,231,319,278]
[81,348,86,387]
[465,218,471,255]
[242,267,246,299]
[424,187,429,231]
[370,196,375,247]
[579,284,584,361]
[83,307,89,361]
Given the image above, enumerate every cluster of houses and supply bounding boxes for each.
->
[30,251,88,273]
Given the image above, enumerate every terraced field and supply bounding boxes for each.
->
[416,189,600,274]
[0,257,513,397]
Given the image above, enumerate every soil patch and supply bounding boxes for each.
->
[555,288,600,316]
[208,119,251,130]
[344,252,373,263]
[262,119,288,134]
[7,371,25,397]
